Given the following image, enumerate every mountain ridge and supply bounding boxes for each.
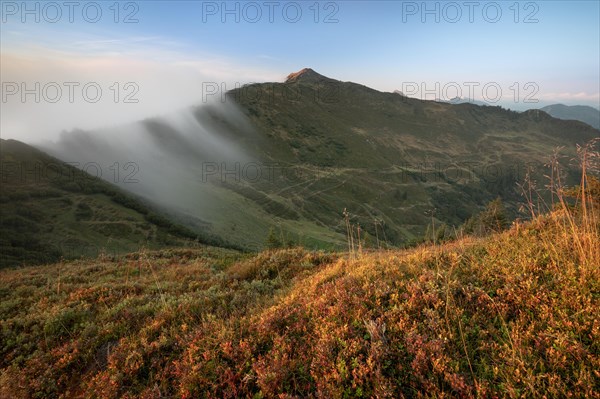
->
[217,69,599,245]
[20,69,600,252]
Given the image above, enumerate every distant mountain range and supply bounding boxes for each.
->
[8,68,599,257]
[540,104,600,129]
[436,96,490,107]
[393,91,491,107]
[396,93,600,129]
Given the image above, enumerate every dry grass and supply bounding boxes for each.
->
[0,142,598,398]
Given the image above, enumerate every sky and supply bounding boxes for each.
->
[1,0,599,142]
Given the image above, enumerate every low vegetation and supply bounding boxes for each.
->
[1,141,598,397]
[1,168,598,398]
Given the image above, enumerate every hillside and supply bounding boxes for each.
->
[224,68,599,243]
[0,189,597,397]
[0,139,222,268]
[39,69,600,251]
[541,104,600,129]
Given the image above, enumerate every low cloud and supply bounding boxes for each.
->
[1,42,280,143]
[537,91,600,103]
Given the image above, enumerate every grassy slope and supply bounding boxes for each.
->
[207,70,600,248]
[1,205,597,398]
[0,139,222,268]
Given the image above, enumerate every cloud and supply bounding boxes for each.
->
[39,100,258,223]
[537,91,600,102]
[0,36,281,143]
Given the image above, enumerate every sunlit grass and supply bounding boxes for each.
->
[1,142,598,398]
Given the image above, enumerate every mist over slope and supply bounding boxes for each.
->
[39,101,267,246]
[38,69,600,250]
[0,139,210,268]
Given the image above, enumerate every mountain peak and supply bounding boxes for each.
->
[285,68,332,83]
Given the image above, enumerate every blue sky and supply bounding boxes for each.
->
[1,1,599,140]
